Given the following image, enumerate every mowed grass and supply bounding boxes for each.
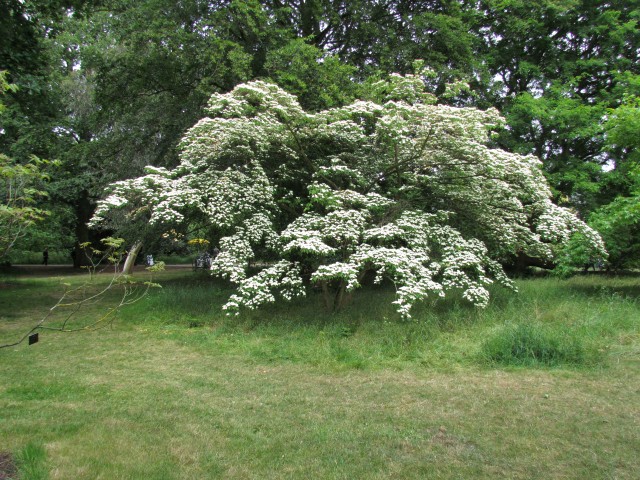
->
[0,268,639,479]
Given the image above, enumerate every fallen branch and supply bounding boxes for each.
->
[0,238,163,349]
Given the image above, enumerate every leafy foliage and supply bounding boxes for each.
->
[0,72,54,259]
[579,97,640,270]
[588,170,640,270]
[472,0,640,213]
[0,154,51,260]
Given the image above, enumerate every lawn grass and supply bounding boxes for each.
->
[1,268,639,479]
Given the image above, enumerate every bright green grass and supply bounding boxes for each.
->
[14,442,48,480]
[117,271,638,371]
[1,269,639,479]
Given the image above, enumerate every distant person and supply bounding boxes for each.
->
[42,248,49,266]
[146,254,154,267]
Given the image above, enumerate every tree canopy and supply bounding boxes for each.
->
[2,0,638,270]
[92,75,604,317]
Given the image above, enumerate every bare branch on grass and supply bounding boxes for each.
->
[0,238,164,349]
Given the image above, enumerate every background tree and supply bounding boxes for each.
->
[24,0,256,264]
[585,97,640,269]
[0,72,52,260]
[49,0,362,261]
[3,0,639,270]
[471,0,640,211]
[1,0,96,261]
[0,153,52,261]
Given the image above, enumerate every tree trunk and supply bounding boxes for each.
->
[505,252,555,276]
[321,280,333,311]
[122,240,143,275]
[334,280,348,312]
[300,0,318,39]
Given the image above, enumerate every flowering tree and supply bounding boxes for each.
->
[91,74,605,318]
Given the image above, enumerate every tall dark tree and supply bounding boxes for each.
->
[471,0,640,214]
[0,0,57,161]
[260,0,479,83]
[0,0,95,258]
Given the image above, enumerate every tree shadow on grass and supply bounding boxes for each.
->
[235,282,482,334]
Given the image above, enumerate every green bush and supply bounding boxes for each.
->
[481,323,591,367]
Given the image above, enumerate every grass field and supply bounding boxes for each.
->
[1,268,639,479]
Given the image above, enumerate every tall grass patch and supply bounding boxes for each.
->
[114,272,638,371]
[480,322,595,367]
[15,442,49,480]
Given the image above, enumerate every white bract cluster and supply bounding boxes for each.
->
[92,76,605,318]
